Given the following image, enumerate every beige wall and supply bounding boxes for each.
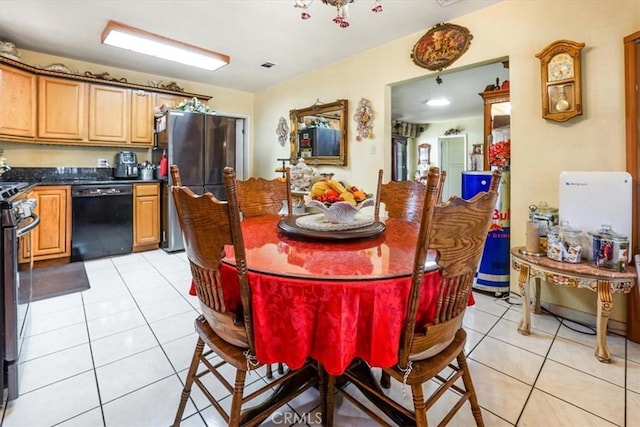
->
[1,50,253,167]
[253,0,640,322]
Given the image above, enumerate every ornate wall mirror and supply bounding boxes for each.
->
[289,99,348,166]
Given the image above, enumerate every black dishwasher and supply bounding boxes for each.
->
[71,184,133,261]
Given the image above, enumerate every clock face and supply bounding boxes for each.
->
[548,53,574,82]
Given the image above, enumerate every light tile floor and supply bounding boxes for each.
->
[1,249,638,426]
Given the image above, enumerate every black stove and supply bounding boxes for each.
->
[0,180,37,401]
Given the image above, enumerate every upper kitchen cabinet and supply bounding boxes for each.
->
[38,76,88,141]
[0,57,210,147]
[0,65,36,138]
[130,90,154,145]
[88,84,130,143]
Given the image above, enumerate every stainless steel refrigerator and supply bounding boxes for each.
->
[155,110,239,252]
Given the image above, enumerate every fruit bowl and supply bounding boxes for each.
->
[304,196,375,224]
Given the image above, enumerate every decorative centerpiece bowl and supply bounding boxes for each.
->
[304,197,375,224]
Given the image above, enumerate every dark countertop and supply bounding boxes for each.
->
[34,179,161,186]
[2,167,162,186]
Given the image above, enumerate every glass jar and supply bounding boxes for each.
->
[290,158,314,190]
[533,201,559,252]
[560,222,582,264]
[546,221,582,263]
[588,225,629,271]
[546,224,563,261]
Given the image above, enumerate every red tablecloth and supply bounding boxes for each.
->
[217,263,442,375]
[187,215,475,375]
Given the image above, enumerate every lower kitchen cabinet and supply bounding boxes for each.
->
[133,182,160,251]
[19,186,71,263]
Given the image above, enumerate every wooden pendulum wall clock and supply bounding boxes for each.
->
[535,39,585,122]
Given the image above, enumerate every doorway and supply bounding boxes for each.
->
[392,136,408,181]
[438,134,467,200]
[390,60,509,183]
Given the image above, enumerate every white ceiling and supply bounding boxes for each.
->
[0,0,503,123]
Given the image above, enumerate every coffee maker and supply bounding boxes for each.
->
[114,151,138,178]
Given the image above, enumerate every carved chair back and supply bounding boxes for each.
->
[236,168,293,218]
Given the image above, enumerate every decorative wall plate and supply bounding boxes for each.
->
[411,22,473,71]
[276,116,289,147]
[353,98,374,141]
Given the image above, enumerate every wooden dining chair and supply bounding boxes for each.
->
[235,168,291,378]
[327,166,501,426]
[373,169,445,223]
[374,168,447,389]
[236,168,293,218]
[170,165,314,426]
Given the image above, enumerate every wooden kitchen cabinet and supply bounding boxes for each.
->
[19,186,71,263]
[38,76,88,140]
[0,57,209,147]
[133,182,160,251]
[0,65,37,138]
[130,89,154,145]
[88,84,130,143]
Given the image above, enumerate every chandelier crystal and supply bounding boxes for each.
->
[293,0,383,28]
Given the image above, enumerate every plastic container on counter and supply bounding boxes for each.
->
[589,225,629,272]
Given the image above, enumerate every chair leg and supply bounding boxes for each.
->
[173,338,205,427]
[265,362,284,379]
[411,383,428,426]
[266,364,273,379]
[380,370,391,389]
[458,351,484,426]
[228,369,248,426]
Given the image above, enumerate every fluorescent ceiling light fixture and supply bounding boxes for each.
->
[425,98,451,107]
[101,20,229,71]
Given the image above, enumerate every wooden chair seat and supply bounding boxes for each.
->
[384,328,466,386]
[194,315,256,371]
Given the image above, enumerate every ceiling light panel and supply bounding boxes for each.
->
[101,20,229,71]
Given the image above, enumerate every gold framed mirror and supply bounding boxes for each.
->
[289,99,348,166]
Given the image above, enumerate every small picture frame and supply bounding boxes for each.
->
[411,23,473,71]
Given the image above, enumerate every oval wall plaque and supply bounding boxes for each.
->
[411,22,473,72]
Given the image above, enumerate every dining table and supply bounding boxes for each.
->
[215,212,453,424]
[218,214,449,374]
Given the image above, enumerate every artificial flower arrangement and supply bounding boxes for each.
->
[177,97,215,114]
[488,139,510,166]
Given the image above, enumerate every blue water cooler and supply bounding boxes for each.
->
[462,171,510,294]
